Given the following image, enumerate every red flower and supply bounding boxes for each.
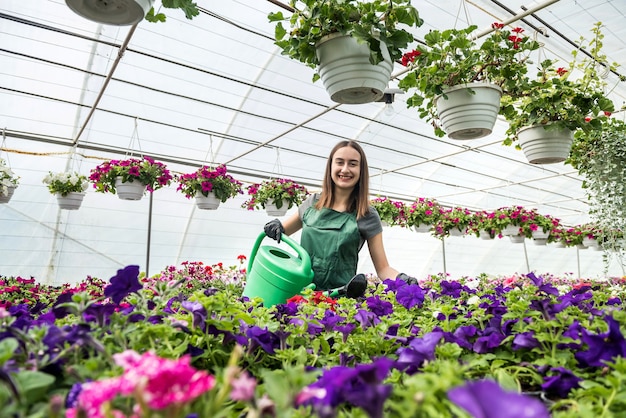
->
[556,67,568,76]
[401,50,421,67]
[491,22,504,29]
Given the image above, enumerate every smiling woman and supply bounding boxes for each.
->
[263,140,417,292]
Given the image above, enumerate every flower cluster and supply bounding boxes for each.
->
[176,165,243,202]
[242,178,309,211]
[0,158,19,197]
[66,350,216,417]
[433,206,473,236]
[5,266,626,417]
[42,171,89,197]
[371,196,406,227]
[89,156,172,194]
[405,197,442,229]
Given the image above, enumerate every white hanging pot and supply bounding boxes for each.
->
[265,201,288,217]
[316,33,392,104]
[582,236,600,248]
[501,224,520,236]
[195,192,221,210]
[531,229,550,240]
[0,186,16,204]
[532,238,548,246]
[65,0,155,26]
[115,177,145,200]
[413,224,431,233]
[517,124,574,164]
[56,192,85,210]
[434,83,502,140]
[479,230,493,240]
[509,235,525,244]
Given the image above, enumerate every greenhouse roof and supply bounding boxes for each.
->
[1,0,626,283]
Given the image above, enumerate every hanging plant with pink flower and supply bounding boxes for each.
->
[176,165,243,203]
[89,156,173,195]
[242,178,309,211]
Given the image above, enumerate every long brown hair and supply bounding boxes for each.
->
[315,140,371,218]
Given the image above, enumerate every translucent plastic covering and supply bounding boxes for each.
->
[1,1,625,284]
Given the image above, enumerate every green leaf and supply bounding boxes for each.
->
[13,371,55,405]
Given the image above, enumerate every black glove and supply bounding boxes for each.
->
[264,219,285,243]
[397,272,418,285]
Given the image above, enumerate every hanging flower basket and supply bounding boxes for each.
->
[0,158,19,204]
[194,191,221,210]
[43,171,89,209]
[115,177,145,201]
[316,33,393,104]
[0,186,16,204]
[509,235,525,243]
[89,157,172,201]
[517,124,574,164]
[56,192,85,210]
[176,165,243,209]
[434,83,503,140]
[242,178,309,216]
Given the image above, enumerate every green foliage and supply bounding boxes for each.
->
[176,165,243,202]
[268,0,423,80]
[242,178,309,211]
[89,157,173,195]
[42,171,88,197]
[398,23,540,137]
[499,22,616,146]
[144,0,200,23]
[371,196,406,226]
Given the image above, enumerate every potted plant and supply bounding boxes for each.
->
[499,22,616,164]
[89,156,173,201]
[371,196,406,227]
[242,178,309,216]
[268,0,423,104]
[398,23,539,139]
[568,117,626,254]
[518,209,560,244]
[176,165,243,210]
[405,197,441,233]
[433,206,472,238]
[468,210,495,239]
[0,158,19,204]
[66,0,199,26]
[42,171,89,210]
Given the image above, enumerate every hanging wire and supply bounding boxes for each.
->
[378,168,385,196]
[125,117,143,158]
[270,147,283,179]
[1,128,11,167]
[202,134,215,169]
[454,0,473,29]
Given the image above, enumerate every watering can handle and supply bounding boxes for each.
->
[247,232,313,274]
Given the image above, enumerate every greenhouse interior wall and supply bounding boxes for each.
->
[2,0,626,285]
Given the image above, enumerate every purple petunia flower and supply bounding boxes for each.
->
[395,283,425,309]
[395,331,443,375]
[575,315,626,368]
[181,300,207,329]
[366,295,394,317]
[246,326,280,355]
[448,379,550,418]
[541,367,582,398]
[354,309,381,329]
[104,265,142,305]
[512,331,540,351]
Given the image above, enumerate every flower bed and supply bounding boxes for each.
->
[1,262,626,417]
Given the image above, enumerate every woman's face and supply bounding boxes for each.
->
[331,146,361,190]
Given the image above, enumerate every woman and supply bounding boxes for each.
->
[264,140,416,291]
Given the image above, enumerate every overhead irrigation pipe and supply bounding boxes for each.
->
[72,23,139,145]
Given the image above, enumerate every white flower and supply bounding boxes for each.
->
[466,295,481,305]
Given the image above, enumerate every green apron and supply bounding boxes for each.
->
[301,206,360,291]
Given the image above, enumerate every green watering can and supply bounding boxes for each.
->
[243,232,315,308]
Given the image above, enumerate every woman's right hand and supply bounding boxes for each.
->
[264,219,285,243]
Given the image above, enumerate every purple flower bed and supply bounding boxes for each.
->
[1,260,625,417]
